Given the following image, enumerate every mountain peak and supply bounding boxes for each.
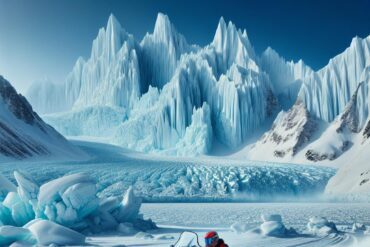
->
[153,12,175,40]
[106,13,122,37]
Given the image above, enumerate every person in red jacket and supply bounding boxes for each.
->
[204,231,228,247]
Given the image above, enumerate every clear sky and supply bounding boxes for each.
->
[0,0,369,93]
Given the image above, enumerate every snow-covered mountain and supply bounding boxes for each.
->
[26,13,369,165]
[0,76,85,161]
[248,36,370,165]
[249,101,319,161]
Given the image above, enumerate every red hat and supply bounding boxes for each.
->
[205,231,218,239]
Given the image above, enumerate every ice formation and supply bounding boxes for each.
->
[306,216,338,236]
[249,214,297,237]
[34,13,278,155]
[26,13,369,160]
[299,36,370,122]
[259,214,296,237]
[0,171,155,246]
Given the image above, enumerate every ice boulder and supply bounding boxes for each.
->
[307,216,338,236]
[0,171,156,235]
[25,219,86,246]
[0,225,35,246]
[37,173,99,228]
[115,186,142,222]
[352,223,367,233]
[0,173,16,201]
[0,202,14,225]
[259,214,296,237]
[3,192,34,226]
[94,186,150,232]
[14,171,39,205]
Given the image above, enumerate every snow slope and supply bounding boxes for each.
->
[0,76,86,161]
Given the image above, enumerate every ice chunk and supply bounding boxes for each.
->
[0,202,14,225]
[116,186,142,222]
[0,225,34,246]
[37,173,99,226]
[259,214,296,237]
[352,223,367,233]
[10,201,34,226]
[25,219,86,246]
[14,171,39,206]
[260,221,286,237]
[2,192,34,226]
[307,216,338,236]
[0,173,17,200]
[2,192,21,209]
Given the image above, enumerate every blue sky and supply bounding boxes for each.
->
[0,0,369,93]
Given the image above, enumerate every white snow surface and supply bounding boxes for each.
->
[83,202,370,247]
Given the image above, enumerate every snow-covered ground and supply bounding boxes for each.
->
[87,203,370,247]
[1,140,369,246]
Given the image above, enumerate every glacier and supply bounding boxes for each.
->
[26,13,370,160]
[37,13,280,154]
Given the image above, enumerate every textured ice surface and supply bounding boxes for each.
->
[299,36,370,123]
[0,141,334,203]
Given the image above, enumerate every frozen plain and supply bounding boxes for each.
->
[1,140,370,246]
